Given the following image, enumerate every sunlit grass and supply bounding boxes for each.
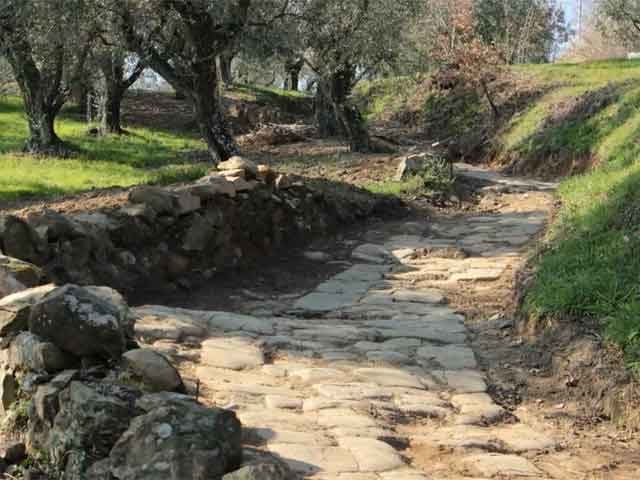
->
[0,96,208,202]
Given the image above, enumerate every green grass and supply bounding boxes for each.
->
[365,176,427,196]
[361,60,640,367]
[0,96,208,202]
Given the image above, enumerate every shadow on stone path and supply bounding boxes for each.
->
[132,166,561,479]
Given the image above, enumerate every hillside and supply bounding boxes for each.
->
[360,60,640,375]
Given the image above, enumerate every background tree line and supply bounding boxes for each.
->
[0,0,588,162]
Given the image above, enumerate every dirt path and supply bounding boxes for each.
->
[131,165,639,479]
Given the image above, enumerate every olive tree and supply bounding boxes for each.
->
[298,0,421,152]
[117,0,293,162]
[0,0,94,154]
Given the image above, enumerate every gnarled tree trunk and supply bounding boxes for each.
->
[98,54,144,135]
[315,65,370,153]
[192,63,239,161]
[219,52,234,86]
[5,45,65,155]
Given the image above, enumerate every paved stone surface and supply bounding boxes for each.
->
[133,167,557,478]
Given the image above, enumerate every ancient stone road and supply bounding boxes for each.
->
[133,166,560,479]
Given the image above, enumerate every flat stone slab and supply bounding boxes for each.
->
[461,453,542,477]
[451,393,505,425]
[268,443,359,474]
[417,345,477,370]
[318,408,379,429]
[248,428,332,446]
[366,351,412,365]
[354,368,424,389]
[338,437,404,472]
[313,383,394,401]
[392,289,446,305]
[294,292,358,312]
[265,395,303,410]
[200,337,264,370]
[292,368,344,384]
[352,244,394,264]
[206,311,275,334]
[439,370,487,393]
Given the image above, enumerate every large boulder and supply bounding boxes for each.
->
[29,285,127,360]
[36,381,141,473]
[394,152,430,181]
[0,216,44,264]
[121,349,185,393]
[6,332,76,373]
[0,285,56,339]
[107,402,242,480]
[0,255,43,299]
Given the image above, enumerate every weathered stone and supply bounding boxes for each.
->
[366,351,412,365]
[218,156,259,177]
[291,368,343,384]
[29,285,127,360]
[200,337,264,370]
[460,453,542,478]
[192,176,237,198]
[0,370,18,414]
[182,212,221,252]
[0,441,26,464]
[338,437,404,472]
[416,344,477,370]
[39,381,141,473]
[264,395,303,410]
[8,332,76,373]
[174,191,201,215]
[0,255,42,299]
[0,215,43,263]
[268,444,358,475]
[129,186,175,214]
[257,164,277,184]
[109,402,242,480]
[122,349,185,393]
[451,393,506,425]
[354,368,424,389]
[352,244,393,264]
[392,289,446,305]
[394,153,432,181]
[440,370,487,393]
[223,459,292,480]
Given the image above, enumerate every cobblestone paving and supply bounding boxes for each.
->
[133,167,558,479]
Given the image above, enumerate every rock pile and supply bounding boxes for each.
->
[0,283,249,479]
[0,157,400,294]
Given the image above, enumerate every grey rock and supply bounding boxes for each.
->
[0,215,43,264]
[0,255,42,299]
[29,285,127,360]
[42,381,141,472]
[109,402,242,480]
[0,370,18,414]
[122,349,184,393]
[0,441,26,464]
[223,460,292,480]
[129,186,175,215]
[218,156,259,177]
[8,332,76,373]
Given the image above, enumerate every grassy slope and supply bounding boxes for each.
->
[361,60,640,366]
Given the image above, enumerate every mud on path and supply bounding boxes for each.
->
[130,163,640,479]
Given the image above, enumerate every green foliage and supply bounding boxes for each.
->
[366,155,454,196]
[0,96,207,202]
[354,75,425,121]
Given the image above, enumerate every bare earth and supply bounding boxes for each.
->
[130,164,640,479]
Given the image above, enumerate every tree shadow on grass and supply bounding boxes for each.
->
[503,80,640,178]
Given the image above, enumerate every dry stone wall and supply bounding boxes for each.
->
[0,158,401,295]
